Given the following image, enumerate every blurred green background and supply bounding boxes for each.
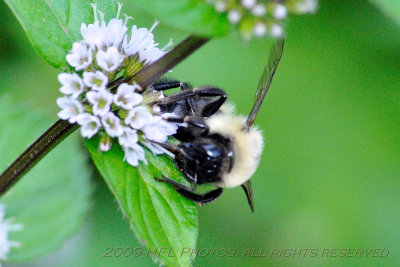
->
[1,0,400,266]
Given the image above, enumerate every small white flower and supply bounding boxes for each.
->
[81,21,107,50]
[66,42,93,71]
[130,82,142,92]
[101,112,124,137]
[113,83,143,110]
[106,3,129,47]
[295,0,318,14]
[161,112,183,130]
[253,22,267,37]
[96,46,124,72]
[228,10,242,24]
[83,71,108,91]
[153,105,161,113]
[99,142,111,152]
[0,204,22,262]
[158,117,178,135]
[86,90,113,116]
[76,113,101,138]
[123,144,147,166]
[270,23,284,38]
[80,4,108,49]
[142,116,177,143]
[106,19,128,48]
[241,0,256,9]
[124,106,153,129]
[99,134,113,151]
[57,97,84,123]
[273,4,287,19]
[161,112,179,119]
[123,21,159,58]
[252,4,266,17]
[214,1,227,12]
[118,127,139,148]
[58,73,84,99]
[57,3,183,164]
[139,46,165,65]
[123,20,171,64]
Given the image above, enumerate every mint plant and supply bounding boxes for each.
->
[0,0,319,266]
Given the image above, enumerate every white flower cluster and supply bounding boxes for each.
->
[207,0,318,39]
[57,3,177,166]
[0,204,22,264]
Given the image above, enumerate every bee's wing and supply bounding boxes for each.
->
[245,38,285,129]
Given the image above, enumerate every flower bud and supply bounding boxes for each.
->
[99,134,113,152]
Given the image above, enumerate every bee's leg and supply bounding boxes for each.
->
[164,115,209,129]
[175,188,223,205]
[157,89,196,103]
[180,83,191,90]
[155,175,196,191]
[193,87,227,117]
[152,80,191,91]
[184,116,210,135]
[161,116,185,123]
[149,89,196,108]
[155,175,222,205]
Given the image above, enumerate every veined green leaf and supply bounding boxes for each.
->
[3,0,118,68]
[0,96,91,261]
[86,136,198,267]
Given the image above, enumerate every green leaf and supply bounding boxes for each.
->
[132,0,232,37]
[86,136,198,267]
[0,96,91,261]
[3,0,118,68]
[369,0,400,26]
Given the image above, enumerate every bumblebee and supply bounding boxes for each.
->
[149,39,284,212]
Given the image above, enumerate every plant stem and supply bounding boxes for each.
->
[0,35,209,197]
[128,35,209,90]
[0,120,77,195]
